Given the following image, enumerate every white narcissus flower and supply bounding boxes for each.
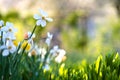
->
[0,40,16,56]
[45,32,53,46]
[1,22,17,40]
[55,49,66,63]
[39,47,47,55]
[1,22,17,33]
[4,32,16,40]
[38,47,47,62]
[33,9,53,27]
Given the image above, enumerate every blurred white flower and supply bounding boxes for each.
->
[45,32,53,46]
[0,40,16,56]
[33,9,53,27]
[55,49,66,63]
[39,47,46,55]
[4,32,16,40]
[38,47,47,62]
[1,22,17,40]
[1,22,17,33]
[43,64,50,71]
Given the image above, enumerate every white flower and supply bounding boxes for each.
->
[55,49,66,63]
[1,22,17,33]
[39,47,46,55]
[4,32,16,40]
[2,49,9,56]
[0,40,16,56]
[38,47,47,61]
[1,22,17,40]
[45,32,53,46]
[33,9,53,27]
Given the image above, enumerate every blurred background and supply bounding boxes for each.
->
[0,0,120,66]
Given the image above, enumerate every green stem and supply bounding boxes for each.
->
[0,31,3,45]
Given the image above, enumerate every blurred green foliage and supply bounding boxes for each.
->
[0,44,120,80]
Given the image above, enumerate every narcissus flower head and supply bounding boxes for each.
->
[33,9,53,27]
[0,40,16,56]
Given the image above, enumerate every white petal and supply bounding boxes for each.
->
[39,9,48,17]
[58,49,66,56]
[33,14,41,19]
[55,56,62,63]
[45,38,50,46]
[32,34,35,38]
[54,45,59,50]
[36,20,42,26]
[6,32,16,40]
[12,28,17,33]
[1,27,8,32]
[47,32,53,39]
[40,20,46,27]
[0,45,6,50]
[43,64,50,71]
[45,18,53,22]
[2,50,9,56]
[10,46,16,53]
[6,22,11,26]
[6,22,13,27]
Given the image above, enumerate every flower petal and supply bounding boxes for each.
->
[6,22,13,28]
[33,14,41,19]
[43,64,50,71]
[39,9,48,17]
[45,18,53,22]
[2,49,9,56]
[36,20,42,26]
[1,27,8,32]
[45,38,51,46]
[10,45,16,53]
[40,20,46,27]
[0,45,6,50]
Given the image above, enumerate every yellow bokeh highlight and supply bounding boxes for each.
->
[13,40,18,46]
[21,41,31,51]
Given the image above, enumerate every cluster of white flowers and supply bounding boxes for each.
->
[0,21,17,56]
[29,32,66,71]
[0,9,66,71]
